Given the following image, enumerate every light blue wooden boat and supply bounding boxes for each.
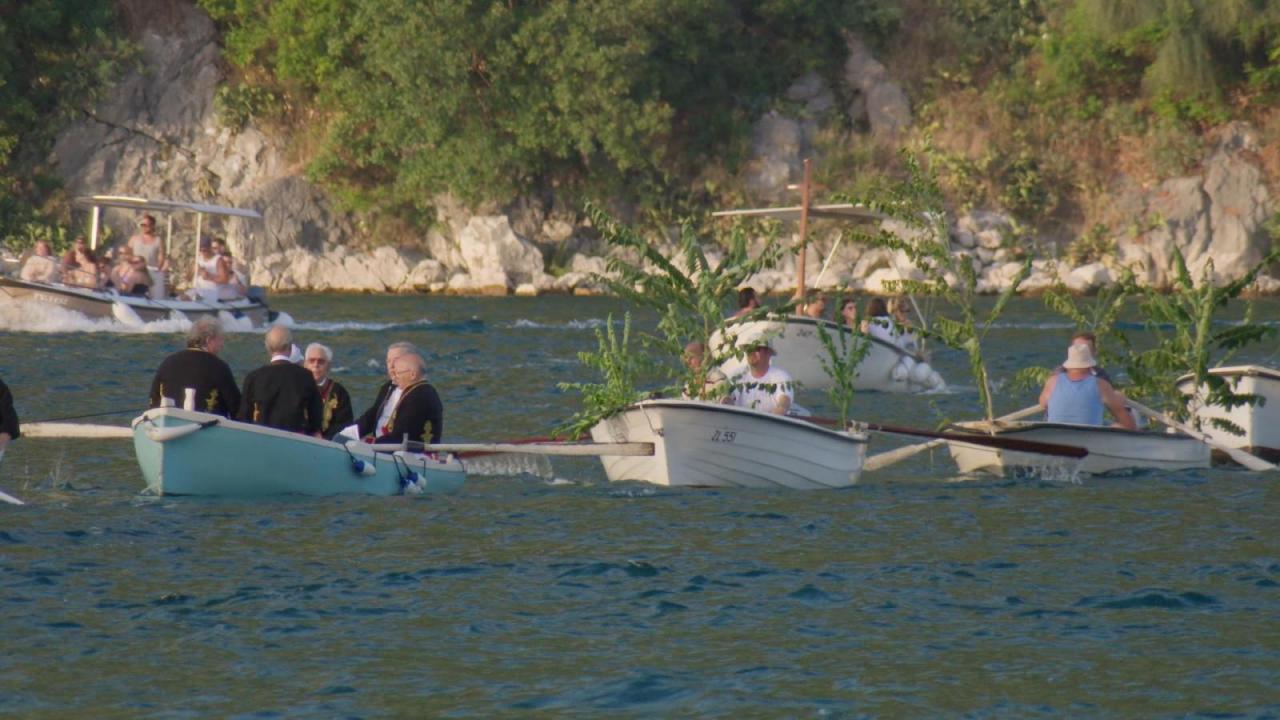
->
[131,408,466,497]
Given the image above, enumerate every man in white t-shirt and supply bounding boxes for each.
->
[729,339,794,415]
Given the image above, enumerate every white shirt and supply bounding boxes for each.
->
[730,366,794,414]
[376,386,403,435]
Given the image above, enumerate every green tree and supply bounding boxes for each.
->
[0,0,130,243]
[1043,0,1280,103]
[200,0,900,219]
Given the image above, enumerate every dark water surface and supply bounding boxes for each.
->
[1,296,1278,717]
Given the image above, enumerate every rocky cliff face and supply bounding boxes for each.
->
[50,2,1276,295]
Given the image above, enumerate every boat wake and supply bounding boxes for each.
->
[0,300,280,334]
[290,317,485,333]
[508,318,608,330]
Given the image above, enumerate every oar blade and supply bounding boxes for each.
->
[22,422,133,439]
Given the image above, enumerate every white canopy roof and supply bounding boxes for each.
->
[73,195,262,220]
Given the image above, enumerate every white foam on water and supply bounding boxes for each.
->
[289,317,436,332]
[508,318,607,330]
[0,300,195,334]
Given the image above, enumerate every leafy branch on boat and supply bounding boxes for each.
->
[838,151,1029,426]
[1113,247,1280,431]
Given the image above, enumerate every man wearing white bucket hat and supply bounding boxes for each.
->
[729,336,794,415]
[1039,343,1135,429]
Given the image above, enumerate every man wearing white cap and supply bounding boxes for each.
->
[1039,343,1135,429]
[729,337,794,415]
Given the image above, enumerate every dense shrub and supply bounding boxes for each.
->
[199,0,900,219]
[0,0,131,245]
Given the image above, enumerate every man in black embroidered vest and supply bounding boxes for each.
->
[304,342,353,440]
[0,375,20,459]
[239,325,323,436]
[149,317,240,416]
[355,341,417,441]
[375,350,443,445]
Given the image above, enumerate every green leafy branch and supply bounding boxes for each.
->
[555,313,654,439]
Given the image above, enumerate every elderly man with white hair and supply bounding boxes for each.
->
[369,349,444,445]
[148,316,240,417]
[238,324,323,436]
[304,342,353,439]
[356,341,419,441]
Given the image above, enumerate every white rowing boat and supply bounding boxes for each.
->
[1176,365,1280,462]
[589,399,868,489]
[946,421,1210,475]
[132,407,465,496]
[716,316,945,393]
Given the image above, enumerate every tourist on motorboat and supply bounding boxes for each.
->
[19,240,60,284]
[0,375,19,456]
[128,214,167,271]
[238,325,323,436]
[305,342,353,440]
[60,236,102,289]
[681,341,730,401]
[1051,331,1112,382]
[110,246,151,296]
[192,237,240,301]
[356,342,418,441]
[149,317,241,417]
[729,338,794,415]
[373,350,444,445]
[1039,344,1135,429]
[731,287,760,318]
[211,238,249,297]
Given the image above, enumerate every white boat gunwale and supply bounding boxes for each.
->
[1175,365,1280,385]
[621,398,871,445]
[749,314,922,362]
[948,420,1192,439]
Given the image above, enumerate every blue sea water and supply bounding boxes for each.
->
[1,295,1278,717]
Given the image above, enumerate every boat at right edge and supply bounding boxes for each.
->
[1176,365,1280,462]
[945,421,1210,476]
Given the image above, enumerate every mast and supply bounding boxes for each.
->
[793,158,812,301]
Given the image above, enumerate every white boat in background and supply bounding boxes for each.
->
[715,316,946,393]
[0,195,277,328]
[1177,365,1280,461]
[589,399,868,489]
[133,407,465,497]
[945,421,1210,476]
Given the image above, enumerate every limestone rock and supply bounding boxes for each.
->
[745,112,804,201]
[842,34,911,137]
[457,215,544,292]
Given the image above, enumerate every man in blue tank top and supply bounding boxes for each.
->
[1039,344,1136,429]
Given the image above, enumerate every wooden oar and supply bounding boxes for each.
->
[1126,399,1276,472]
[862,404,1045,472]
[364,440,654,457]
[858,421,1087,460]
[21,422,133,439]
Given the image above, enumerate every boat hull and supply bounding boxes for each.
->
[946,421,1210,475]
[132,408,465,497]
[589,400,868,489]
[715,317,945,393]
[1177,366,1280,461]
[0,277,273,327]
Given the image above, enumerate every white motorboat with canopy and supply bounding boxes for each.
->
[711,160,945,393]
[0,195,277,327]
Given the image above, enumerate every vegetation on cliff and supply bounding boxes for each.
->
[2,1,1277,248]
